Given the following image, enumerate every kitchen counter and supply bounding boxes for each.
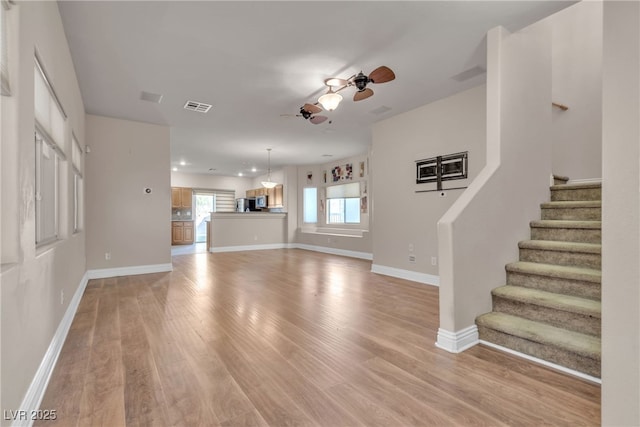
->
[209,212,287,251]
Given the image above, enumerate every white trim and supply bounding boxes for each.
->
[209,243,288,253]
[86,263,172,279]
[294,243,372,260]
[566,178,603,185]
[435,325,479,353]
[371,264,439,286]
[14,272,89,427]
[479,340,601,384]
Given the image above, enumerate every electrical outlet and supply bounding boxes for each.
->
[254,235,258,241]
[431,256,437,266]
[409,255,416,263]
[105,252,111,260]
[408,243,414,252]
[60,290,64,305]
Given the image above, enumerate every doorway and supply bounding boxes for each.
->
[194,192,215,243]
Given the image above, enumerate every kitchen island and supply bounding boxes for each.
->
[209,212,287,252]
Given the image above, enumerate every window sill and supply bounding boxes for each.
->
[299,227,367,238]
[36,238,63,257]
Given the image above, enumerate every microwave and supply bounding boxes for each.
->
[255,195,267,208]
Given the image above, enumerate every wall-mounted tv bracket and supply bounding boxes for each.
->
[415,151,468,193]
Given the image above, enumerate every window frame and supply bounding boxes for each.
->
[35,129,60,245]
[325,182,361,225]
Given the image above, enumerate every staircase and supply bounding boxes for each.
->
[476,180,602,378]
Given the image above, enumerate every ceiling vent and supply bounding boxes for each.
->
[183,100,212,113]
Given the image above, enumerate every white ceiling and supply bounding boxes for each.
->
[58,1,574,177]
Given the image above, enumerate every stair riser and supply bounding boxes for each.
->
[550,188,601,202]
[519,248,601,269]
[541,207,601,221]
[530,227,601,244]
[478,327,600,378]
[492,296,600,337]
[507,271,601,300]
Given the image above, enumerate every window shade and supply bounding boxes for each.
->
[34,56,66,154]
[326,182,360,199]
[72,134,82,174]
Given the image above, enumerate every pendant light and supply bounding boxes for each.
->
[261,148,277,189]
[318,87,342,111]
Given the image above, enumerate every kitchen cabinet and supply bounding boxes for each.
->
[246,189,257,198]
[269,184,283,207]
[171,221,194,245]
[171,187,193,209]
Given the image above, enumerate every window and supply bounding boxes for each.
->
[1,0,12,96]
[34,55,66,245]
[326,182,360,225]
[35,130,60,244]
[72,134,83,233]
[303,187,317,223]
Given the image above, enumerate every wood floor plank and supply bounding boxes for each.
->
[38,249,600,426]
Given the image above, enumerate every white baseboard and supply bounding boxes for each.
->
[479,340,602,384]
[14,272,89,427]
[371,264,439,286]
[209,243,288,253]
[86,263,173,279]
[435,325,479,353]
[294,244,373,260]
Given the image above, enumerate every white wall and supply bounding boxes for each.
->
[438,23,552,343]
[0,1,86,415]
[85,114,171,271]
[371,85,486,282]
[549,1,603,181]
[601,1,640,424]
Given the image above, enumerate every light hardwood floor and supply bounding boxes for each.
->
[37,249,600,426]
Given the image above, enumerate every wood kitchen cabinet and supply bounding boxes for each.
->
[171,187,193,208]
[269,184,283,207]
[246,189,256,198]
[171,221,194,245]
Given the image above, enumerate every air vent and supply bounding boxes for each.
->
[183,100,212,113]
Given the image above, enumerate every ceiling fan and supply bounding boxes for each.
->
[323,65,396,103]
[283,104,328,125]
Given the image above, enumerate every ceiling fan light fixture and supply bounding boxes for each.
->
[261,148,278,189]
[318,88,342,111]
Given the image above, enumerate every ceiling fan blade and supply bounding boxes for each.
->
[353,88,374,102]
[309,115,328,125]
[369,66,395,84]
[325,77,349,87]
[303,103,323,114]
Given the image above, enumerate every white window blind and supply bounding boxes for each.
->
[303,187,317,223]
[72,134,82,174]
[212,190,235,212]
[326,182,360,199]
[34,56,66,155]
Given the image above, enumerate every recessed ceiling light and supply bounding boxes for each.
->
[251,167,257,172]
[322,154,333,157]
[238,172,243,177]
[180,161,186,166]
[172,167,177,171]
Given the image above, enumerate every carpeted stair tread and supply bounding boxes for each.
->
[530,220,601,230]
[476,312,601,361]
[518,239,601,254]
[492,285,601,319]
[506,261,601,283]
[550,182,601,191]
[541,201,601,209]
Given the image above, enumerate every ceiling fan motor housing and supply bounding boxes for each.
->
[299,108,312,119]
[353,72,370,91]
